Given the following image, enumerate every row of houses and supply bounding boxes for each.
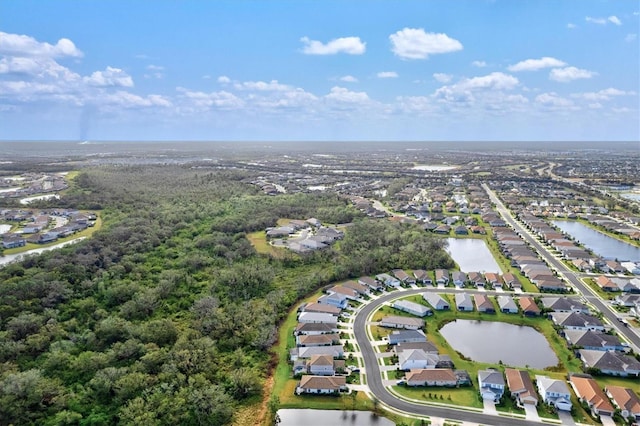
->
[266,219,344,253]
[479,368,640,422]
[2,210,97,249]
[493,227,569,292]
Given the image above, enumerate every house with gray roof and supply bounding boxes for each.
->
[478,369,505,402]
[392,300,432,317]
[550,312,605,331]
[398,349,440,371]
[290,345,344,361]
[455,293,474,311]
[541,297,589,313]
[564,330,626,352]
[376,273,401,287]
[388,329,427,345]
[359,276,383,291]
[497,296,518,314]
[396,341,438,354]
[423,293,450,310]
[317,292,348,309]
[380,315,423,330]
[579,350,640,377]
[536,375,572,411]
[451,271,467,287]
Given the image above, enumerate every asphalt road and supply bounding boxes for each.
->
[353,289,546,426]
[482,183,640,352]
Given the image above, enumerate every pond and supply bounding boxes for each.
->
[439,320,558,369]
[0,237,86,267]
[446,238,502,273]
[276,409,394,426]
[552,220,640,262]
[0,224,11,234]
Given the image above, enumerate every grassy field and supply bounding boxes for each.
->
[394,385,483,409]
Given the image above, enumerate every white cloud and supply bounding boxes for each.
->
[573,87,636,101]
[549,66,597,82]
[84,67,134,87]
[252,88,319,109]
[325,86,369,103]
[586,15,622,25]
[608,16,622,25]
[535,92,574,108]
[300,36,366,55]
[177,87,244,109]
[339,75,358,83]
[508,57,566,72]
[456,72,519,91]
[472,60,487,67]
[396,96,437,113]
[625,33,637,42]
[389,28,463,60]
[102,91,171,108]
[586,16,607,25]
[234,79,292,91]
[146,65,164,71]
[377,71,398,78]
[0,31,83,58]
[217,75,231,84]
[433,73,453,83]
[567,23,577,29]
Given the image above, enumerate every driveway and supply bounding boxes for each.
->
[557,409,576,425]
[600,415,616,426]
[523,404,539,421]
[482,399,497,415]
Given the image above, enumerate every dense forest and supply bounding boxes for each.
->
[0,165,453,425]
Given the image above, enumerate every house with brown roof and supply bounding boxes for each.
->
[605,386,640,422]
[502,272,522,290]
[393,269,415,285]
[308,354,345,375]
[505,368,538,406]
[358,276,383,291]
[467,272,486,287]
[569,375,614,418]
[596,275,619,292]
[435,269,450,285]
[406,368,458,387]
[474,294,495,313]
[518,296,540,316]
[342,280,369,295]
[296,375,347,395]
[413,269,432,285]
[484,272,503,289]
[296,333,340,347]
[302,303,341,316]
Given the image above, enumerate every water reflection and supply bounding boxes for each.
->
[446,238,501,273]
[552,220,640,262]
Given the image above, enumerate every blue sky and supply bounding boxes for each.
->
[1,0,638,141]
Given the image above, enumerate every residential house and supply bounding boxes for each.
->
[541,297,589,313]
[502,272,522,290]
[564,330,626,352]
[393,269,416,285]
[327,285,359,300]
[308,354,344,375]
[376,273,401,288]
[505,369,538,406]
[549,312,605,332]
[478,369,505,402]
[295,322,338,335]
[615,294,640,307]
[342,280,370,296]
[1,234,26,249]
[396,341,438,354]
[518,296,540,317]
[413,269,432,285]
[579,350,640,377]
[535,277,568,292]
[297,312,339,325]
[497,296,519,314]
[484,273,503,289]
[398,349,440,370]
[392,300,432,317]
[605,260,625,273]
[435,269,450,285]
[569,375,615,418]
[359,276,384,291]
[454,225,468,235]
[610,277,640,293]
[605,386,640,423]
[290,345,344,361]
[296,375,346,395]
[467,272,486,288]
[296,333,340,347]
[536,375,572,411]
[596,276,620,292]
[388,329,427,345]
[317,293,348,310]
[474,294,495,313]
[302,303,341,316]
[423,293,450,310]
[433,224,450,234]
[380,316,423,330]
[451,271,467,288]
[455,293,474,312]
[406,368,458,387]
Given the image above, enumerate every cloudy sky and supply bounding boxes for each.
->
[1,0,638,141]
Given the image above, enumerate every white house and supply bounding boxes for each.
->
[380,315,423,330]
[317,293,348,309]
[376,273,401,287]
[297,312,338,325]
[392,300,432,317]
[296,375,346,395]
[423,293,450,310]
[308,354,337,375]
[478,369,505,402]
[497,296,519,314]
[536,375,572,411]
[398,349,439,371]
[455,293,474,311]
